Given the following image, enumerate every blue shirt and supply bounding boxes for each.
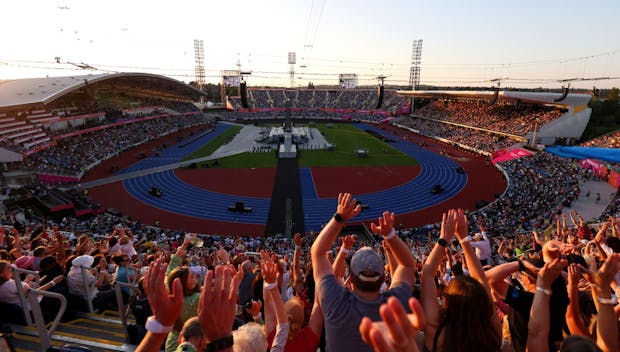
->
[318,274,412,352]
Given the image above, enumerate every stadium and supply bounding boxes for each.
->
[1,1,620,351]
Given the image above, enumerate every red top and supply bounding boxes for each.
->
[267,325,320,352]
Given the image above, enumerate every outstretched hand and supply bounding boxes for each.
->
[453,209,468,241]
[360,297,425,352]
[293,233,303,247]
[584,253,620,290]
[439,210,456,241]
[371,211,396,237]
[261,260,279,284]
[342,234,357,250]
[537,258,567,289]
[337,193,362,221]
[198,265,240,341]
[143,258,183,327]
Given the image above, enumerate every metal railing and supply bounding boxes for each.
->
[12,267,41,326]
[28,289,67,352]
[113,281,138,342]
[10,267,67,351]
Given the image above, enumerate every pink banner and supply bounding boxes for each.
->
[38,174,80,185]
[579,158,603,172]
[492,148,534,164]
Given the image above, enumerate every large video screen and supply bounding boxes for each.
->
[338,74,357,89]
[223,75,241,87]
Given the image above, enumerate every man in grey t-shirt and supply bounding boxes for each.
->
[310,193,417,352]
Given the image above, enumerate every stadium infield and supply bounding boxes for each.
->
[182,122,418,168]
[86,122,506,235]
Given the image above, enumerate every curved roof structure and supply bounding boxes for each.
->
[397,89,592,108]
[0,72,206,109]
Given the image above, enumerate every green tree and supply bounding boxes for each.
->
[607,87,619,101]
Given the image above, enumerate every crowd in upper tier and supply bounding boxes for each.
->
[396,117,519,153]
[582,129,620,148]
[21,114,215,176]
[414,100,565,136]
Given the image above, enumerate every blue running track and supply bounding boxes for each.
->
[122,123,467,231]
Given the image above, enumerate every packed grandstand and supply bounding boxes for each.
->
[0,72,619,352]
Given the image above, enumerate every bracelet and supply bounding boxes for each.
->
[383,228,396,240]
[597,295,618,305]
[536,286,552,296]
[253,312,262,320]
[340,247,350,254]
[50,281,56,287]
[145,316,173,334]
[295,245,301,251]
[459,236,472,244]
[205,336,234,352]
[263,282,277,290]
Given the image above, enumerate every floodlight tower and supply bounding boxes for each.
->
[409,39,423,112]
[288,52,296,88]
[194,39,206,90]
[409,39,423,90]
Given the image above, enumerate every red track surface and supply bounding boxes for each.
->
[311,165,421,198]
[88,181,265,235]
[174,168,276,198]
[87,123,507,235]
[361,124,507,227]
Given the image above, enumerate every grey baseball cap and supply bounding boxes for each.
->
[350,247,384,281]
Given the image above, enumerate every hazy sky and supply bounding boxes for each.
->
[1,0,619,89]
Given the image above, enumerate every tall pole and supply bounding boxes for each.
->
[288,52,296,88]
[409,39,423,112]
[193,39,206,91]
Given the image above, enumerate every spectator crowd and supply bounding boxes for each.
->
[415,100,564,136]
[1,182,620,351]
[581,129,620,148]
[21,114,215,176]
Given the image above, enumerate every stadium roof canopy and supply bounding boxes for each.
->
[0,73,206,110]
[397,90,592,108]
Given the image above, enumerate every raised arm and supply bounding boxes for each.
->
[526,258,567,352]
[485,261,520,300]
[383,240,397,283]
[421,210,455,350]
[588,254,620,352]
[262,260,288,345]
[565,264,591,337]
[454,209,492,294]
[569,211,579,228]
[333,234,355,281]
[371,211,416,288]
[311,193,360,283]
[292,233,303,294]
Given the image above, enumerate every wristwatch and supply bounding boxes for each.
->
[437,238,448,247]
[333,213,344,224]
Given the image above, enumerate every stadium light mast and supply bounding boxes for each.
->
[288,52,296,88]
[194,39,206,91]
[409,39,423,112]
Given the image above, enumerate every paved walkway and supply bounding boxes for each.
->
[560,179,616,223]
